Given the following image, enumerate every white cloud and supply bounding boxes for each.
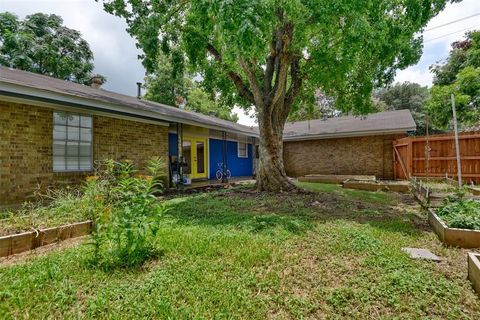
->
[422,0,480,47]
[3,0,479,109]
[395,68,433,87]
[2,0,146,96]
[233,106,257,126]
[394,0,480,86]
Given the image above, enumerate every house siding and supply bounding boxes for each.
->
[167,133,254,180]
[209,139,253,179]
[283,134,405,179]
[0,101,168,206]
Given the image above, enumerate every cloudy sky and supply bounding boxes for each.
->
[3,0,480,126]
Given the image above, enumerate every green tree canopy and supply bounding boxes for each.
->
[102,0,456,191]
[0,12,100,84]
[186,85,239,122]
[374,82,431,134]
[427,31,480,130]
[144,50,187,106]
[144,52,238,122]
[288,90,340,121]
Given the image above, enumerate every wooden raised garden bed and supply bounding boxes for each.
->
[342,180,410,193]
[428,209,480,248]
[411,177,480,208]
[0,220,92,258]
[468,252,480,295]
[411,179,445,207]
[297,174,375,184]
[470,186,480,196]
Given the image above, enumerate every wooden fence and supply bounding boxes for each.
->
[393,132,480,184]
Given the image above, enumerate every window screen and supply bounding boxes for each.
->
[53,112,92,172]
[238,141,248,158]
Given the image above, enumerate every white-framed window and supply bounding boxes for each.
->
[53,111,93,172]
[237,139,248,158]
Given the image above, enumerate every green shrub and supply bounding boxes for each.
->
[85,157,167,269]
[436,195,480,230]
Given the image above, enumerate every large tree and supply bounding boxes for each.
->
[427,31,480,130]
[102,0,456,191]
[0,12,98,84]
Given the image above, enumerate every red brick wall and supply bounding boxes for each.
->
[0,101,168,206]
[283,134,405,179]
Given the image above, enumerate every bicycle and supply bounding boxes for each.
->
[215,162,231,181]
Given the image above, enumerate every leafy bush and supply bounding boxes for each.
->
[85,157,167,269]
[436,195,480,230]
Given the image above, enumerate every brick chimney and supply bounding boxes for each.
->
[89,75,104,89]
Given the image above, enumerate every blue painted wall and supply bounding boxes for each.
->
[168,133,253,179]
[209,139,253,179]
[168,133,178,156]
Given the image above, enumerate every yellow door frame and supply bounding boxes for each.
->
[183,135,208,179]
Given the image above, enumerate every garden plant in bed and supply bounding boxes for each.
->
[436,192,480,230]
[1,157,167,267]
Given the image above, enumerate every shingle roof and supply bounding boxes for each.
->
[0,67,416,140]
[283,109,416,140]
[0,66,258,136]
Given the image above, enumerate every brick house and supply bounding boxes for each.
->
[282,110,416,179]
[1,67,416,206]
[0,67,258,206]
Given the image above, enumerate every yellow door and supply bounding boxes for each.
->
[182,136,207,179]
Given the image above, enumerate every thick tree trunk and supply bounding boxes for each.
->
[255,107,296,192]
[206,16,302,192]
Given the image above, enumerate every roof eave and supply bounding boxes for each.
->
[283,127,416,141]
[0,81,259,137]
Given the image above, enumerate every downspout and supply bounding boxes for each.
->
[177,122,183,189]
[222,131,228,183]
[251,137,256,178]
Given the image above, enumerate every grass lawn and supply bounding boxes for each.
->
[1,182,479,318]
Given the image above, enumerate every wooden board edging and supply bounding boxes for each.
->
[298,175,375,184]
[428,209,480,248]
[468,253,480,296]
[0,221,92,258]
[342,180,411,193]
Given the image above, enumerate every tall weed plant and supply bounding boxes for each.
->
[85,157,167,269]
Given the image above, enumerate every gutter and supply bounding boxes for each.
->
[282,128,416,141]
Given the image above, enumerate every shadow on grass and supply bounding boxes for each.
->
[164,186,428,237]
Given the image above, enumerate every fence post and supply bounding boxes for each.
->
[451,94,462,188]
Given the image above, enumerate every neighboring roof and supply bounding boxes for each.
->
[0,67,258,137]
[283,110,416,141]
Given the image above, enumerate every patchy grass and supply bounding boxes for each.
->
[1,183,479,318]
[297,181,393,205]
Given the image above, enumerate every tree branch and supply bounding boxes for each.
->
[206,43,255,104]
[240,60,264,107]
[282,57,303,121]
[263,31,277,96]
[269,22,293,108]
